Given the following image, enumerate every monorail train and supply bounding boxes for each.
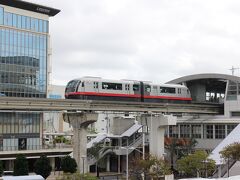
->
[65,77,192,103]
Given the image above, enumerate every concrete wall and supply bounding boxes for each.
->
[188,82,206,102]
[110,116,135,135]
[224,96,240,117]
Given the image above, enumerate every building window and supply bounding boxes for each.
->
[192,124,202,138]
[231,112,240,117]
[169,125,179,138]
[205,125,213,139]
[215,125,225,139]
[227,124,237,135]
[180,124,190,138]
[0,7,4,25]
[226,81,237,100]
[2,10,49,33]
[18,138,27,150]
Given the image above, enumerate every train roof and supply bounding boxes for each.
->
[69,77,188,88]
[153,83,188,88]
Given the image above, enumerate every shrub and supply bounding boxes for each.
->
[0,161,3,177]
[34,155,52,179]
[61,156,77,173]
[14,154,29,176]
[57,173,98,180]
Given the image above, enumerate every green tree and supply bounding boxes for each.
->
[165,137,197,170]
[61,156,77,173]
[34,155,52,179]
[129,154,171,179]
[177,150,215,178]
[220,142,240,175]
[220,142,240,161]
[151,156,172,179]
[0,161,3,177]
[14,154,29,176]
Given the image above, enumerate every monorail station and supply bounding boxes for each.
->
[166,73,240,150]
[1,1,240,179]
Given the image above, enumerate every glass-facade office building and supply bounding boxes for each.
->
[0,1,59,152]
[0,6,48,98]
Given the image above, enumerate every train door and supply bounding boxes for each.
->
[144,84,151,96]
[81,81,85,92]
[125,84,130,94]
[93,81,99,93]
[133,83,141,102]
[152,85,158,96]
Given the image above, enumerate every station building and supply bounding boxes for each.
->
[166,73,240,150]
[0,0,70,171]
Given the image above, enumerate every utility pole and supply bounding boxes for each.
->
[229,66,239,76]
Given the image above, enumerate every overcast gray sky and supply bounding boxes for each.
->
[31,0,240,85]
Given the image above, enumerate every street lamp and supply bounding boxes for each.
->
[81,155,86,175]
[121,146,134,180]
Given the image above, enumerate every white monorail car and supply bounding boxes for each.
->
[65,77,192,103]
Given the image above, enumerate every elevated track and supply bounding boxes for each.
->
[0,97,222,114]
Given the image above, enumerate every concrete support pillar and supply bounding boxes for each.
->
[63,112,98,174]
[118,155,121,173]
[218,165,222,178]
[141,114,176,158]
[50,157,55,172]
[106,155,110,172]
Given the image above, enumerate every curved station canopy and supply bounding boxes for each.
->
[167,73,240,103]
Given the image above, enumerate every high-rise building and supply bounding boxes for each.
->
[0,0,62,170]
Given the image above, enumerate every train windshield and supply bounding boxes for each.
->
[65,80,79,93]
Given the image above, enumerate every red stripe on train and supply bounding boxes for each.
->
[143,95,192,101]
[66,92,141,98]
[66,92,192,101]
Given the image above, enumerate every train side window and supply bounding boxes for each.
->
[160,87,175,94]
[125,84,129,90]
[133,84,139,91]
[102,82,122,90]
[145,85,151,92]
[82,82,84,87]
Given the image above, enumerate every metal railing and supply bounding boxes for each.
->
[0,144,73,152]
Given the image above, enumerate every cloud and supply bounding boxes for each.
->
[31,0,240,85]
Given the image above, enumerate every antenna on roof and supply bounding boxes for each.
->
[229,66,239,76]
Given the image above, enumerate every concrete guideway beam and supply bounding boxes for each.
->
[141,114,176,158]
[0,97,222,114]
[63,112,98,173]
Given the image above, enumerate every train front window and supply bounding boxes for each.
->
[65,80,79,93]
